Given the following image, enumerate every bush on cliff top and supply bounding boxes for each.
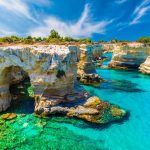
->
[137,36,150,44]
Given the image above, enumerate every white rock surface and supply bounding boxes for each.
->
[139,56,150,74]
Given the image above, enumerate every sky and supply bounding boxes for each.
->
[0,0,150,41]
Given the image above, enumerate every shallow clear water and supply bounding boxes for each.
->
[102,52,112,65]
[83,68,150,150]
[1,55,150,150]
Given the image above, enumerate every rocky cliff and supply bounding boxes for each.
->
[139,56,150,74]
[77,44,103,86]
[0,45,127,124]
[0,45,78,111]
[109,49,149,70]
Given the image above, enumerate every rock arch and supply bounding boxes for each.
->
[0,65,32,112]
[0,45,79,112]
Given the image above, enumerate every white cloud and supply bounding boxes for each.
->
[24,0,52,6]
[29,4,113,38]
[130,0,150,25]
[115,0,128,4]
[0,0,37,23]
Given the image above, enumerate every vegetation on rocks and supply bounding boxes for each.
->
[0,29,93,45]
[137,36,150,44]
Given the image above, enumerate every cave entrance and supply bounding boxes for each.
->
[2,66,35,114]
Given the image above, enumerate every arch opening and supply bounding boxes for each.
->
[1,66,35,114]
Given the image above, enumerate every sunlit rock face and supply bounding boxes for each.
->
[109,49,149,70]
[102,43,122,52]
[0,45,79,112]
[77,44,103,86]
[139,56,150,74]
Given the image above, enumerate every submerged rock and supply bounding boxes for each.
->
[139,56,150,74]
[1,113,17,120]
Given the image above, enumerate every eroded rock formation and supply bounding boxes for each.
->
[0,45,78,111]
[109,49,149,70]
[139,56,150,74]
[0,45,127,124]
[77,44,103,86]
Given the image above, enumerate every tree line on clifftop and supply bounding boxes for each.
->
[0,29,150,45]
[0,30,92,45]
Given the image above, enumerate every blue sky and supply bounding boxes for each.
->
[0,0,150,41]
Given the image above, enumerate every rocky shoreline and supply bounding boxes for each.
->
[108,48,150,71]
[0,45,127,124]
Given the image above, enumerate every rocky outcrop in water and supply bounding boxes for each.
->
[67,96,126,124]
[109,49,149,70]
[139,56,150,74]
[77,44,103,86]
[0,45,127,124]
[35,95,126,124]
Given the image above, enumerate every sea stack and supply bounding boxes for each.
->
[77,44,103,86]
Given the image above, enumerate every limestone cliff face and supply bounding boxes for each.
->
[109,49,149,70]
[77,44,103,86]
[0,45,79,112]
[102,43,122,52]
[139,56,150,74]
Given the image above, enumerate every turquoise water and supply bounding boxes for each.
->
[102,53,112,65]
[1,56,150,150]
[83,68,150,150]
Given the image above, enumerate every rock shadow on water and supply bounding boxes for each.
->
[110,80,145,93]
[90,79,145,93]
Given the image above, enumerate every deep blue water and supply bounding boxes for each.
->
[1,53,150,150]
